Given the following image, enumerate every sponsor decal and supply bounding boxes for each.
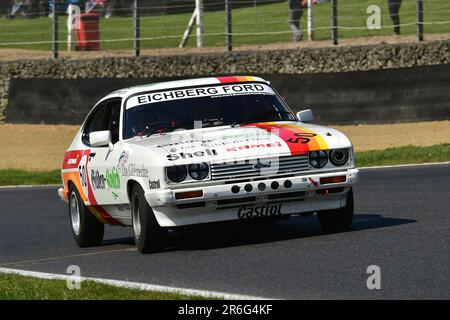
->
[67,157,78,165]
[118,151,129,166]
[118,151,150,178]
[149,179,161,190]
[90,170,106,190]
[62,150,84,170]
[106,167,121,199]
[120,163,149,178]
[156,132,273,150]
[166,149,218,161]
[238,204,282,220]
[116,147,147,177]
[116,204,131,212]
[225,142,282,152]
[156,139,198,148]
[127,83,274,108]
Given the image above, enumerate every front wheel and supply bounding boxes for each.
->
[68,184,104,247]
[131,184,167,253]
[317,188,354,232]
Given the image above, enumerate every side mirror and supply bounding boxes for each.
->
[90,130,113,149]
[296,109,314,123]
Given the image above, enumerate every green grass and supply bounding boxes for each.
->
[0,273,206,300]
[0,144,448,186]
[0,169,60,186]
[355,144,450,167]
[0,0,448,51]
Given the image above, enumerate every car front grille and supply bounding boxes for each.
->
[210,155,310,181]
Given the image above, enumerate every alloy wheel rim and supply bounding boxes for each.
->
[132,195,142,240]
[69,191,81,236]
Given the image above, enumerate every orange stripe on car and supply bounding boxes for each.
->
[62,171,88,202]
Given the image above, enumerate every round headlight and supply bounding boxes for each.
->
[309,150,328,168]
[188,163,209,180]
[330,149,349,166]
[166,165,187,183]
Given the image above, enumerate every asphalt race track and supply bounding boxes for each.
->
[1,164,449,299]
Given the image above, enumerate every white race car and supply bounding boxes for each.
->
[58,76,359,253]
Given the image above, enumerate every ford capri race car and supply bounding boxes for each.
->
[58,76,359,253]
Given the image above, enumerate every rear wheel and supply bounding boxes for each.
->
[131,184,167,253]
[317,188,354,232]
[68,184,104,247]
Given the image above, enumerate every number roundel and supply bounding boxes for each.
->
[78,154,89,198]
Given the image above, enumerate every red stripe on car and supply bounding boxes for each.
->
[216,76,241,84]
[62,150,84,170]
[245,123,312,156]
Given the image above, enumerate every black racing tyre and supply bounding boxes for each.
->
[317,188,354,232]
[131,184,167,253]
[68,184,104,247]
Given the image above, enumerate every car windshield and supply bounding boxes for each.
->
[124,83,296,139]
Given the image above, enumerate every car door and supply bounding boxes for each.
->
[77,99,107,206]
[85,98,124,205]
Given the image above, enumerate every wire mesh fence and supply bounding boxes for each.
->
[0,0,448,57]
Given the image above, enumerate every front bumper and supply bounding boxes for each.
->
[146,169,358,206]
[58,187,68,202]
[146,168,359,227]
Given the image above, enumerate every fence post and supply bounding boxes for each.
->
[195,0,204,47]
[52,1,58,59]
[133,0,140,56]
[225,0,232,52]
[332,0,338,45]
[67,4,73,52]
[417,0,424,42]
[307,0,314,41]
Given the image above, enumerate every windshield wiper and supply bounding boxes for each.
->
[145,121,192,137]
[146,118,226,136]
[231,111,293,127]
[201,118,224,127]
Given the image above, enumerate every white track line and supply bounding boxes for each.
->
[0,184,60,189]
[359,161,449,170]
[0,267,272,300]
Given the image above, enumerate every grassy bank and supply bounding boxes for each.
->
[0,144,448,186]
[0,169,60,186]
[0,0,447,50]
[0,273,205,300]
[355,144,450,167]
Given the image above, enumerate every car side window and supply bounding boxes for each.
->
[105,99,122,144]
[82,102,108,146]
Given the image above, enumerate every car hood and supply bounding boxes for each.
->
[126,121,352,166]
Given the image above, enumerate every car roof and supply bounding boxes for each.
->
[103,76,270,100]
